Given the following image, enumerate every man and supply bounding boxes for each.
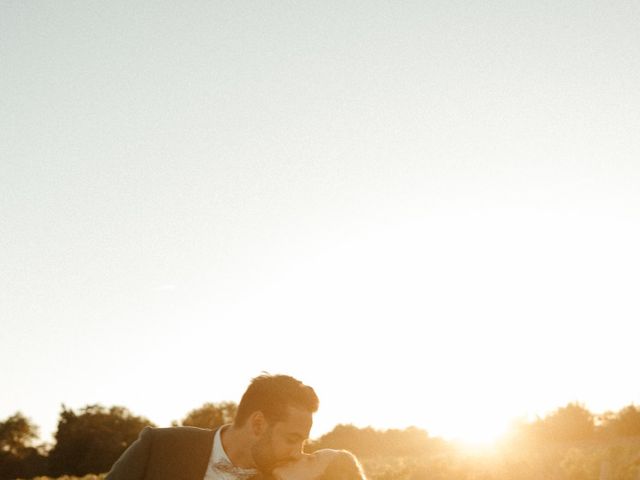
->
[106,374,319,480]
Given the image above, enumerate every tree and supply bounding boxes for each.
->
[173,402,237,430]
[614,404,640,436]
[531,403,595,443]
[0,412,47,480]
[0,412,38,456]
[48,404,154,476]
[599,404,640,438]
[307,424,443,458]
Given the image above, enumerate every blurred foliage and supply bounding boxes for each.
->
[47,405,153,478]
[599,405,640,439]
[307,424,447,458]
[3,402,640,479]
[0,413,39,456]
[520,403,596,443]
[0,413,47,480]
[171,402,237,430]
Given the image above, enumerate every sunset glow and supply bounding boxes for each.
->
[2,1,639,463]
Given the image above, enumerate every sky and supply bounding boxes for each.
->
[1,1,639,446]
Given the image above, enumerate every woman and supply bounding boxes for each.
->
[270,449,366,480]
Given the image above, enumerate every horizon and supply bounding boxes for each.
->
[7,390,639,448]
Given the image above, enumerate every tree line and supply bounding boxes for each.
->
[1,402,639,480]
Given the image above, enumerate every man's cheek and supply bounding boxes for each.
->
[274,445,290,460]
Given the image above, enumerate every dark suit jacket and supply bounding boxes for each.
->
[106,426,216,480]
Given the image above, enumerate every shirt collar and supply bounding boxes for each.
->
[211,425,258,478]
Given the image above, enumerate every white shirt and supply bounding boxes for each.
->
[203,425,258,480]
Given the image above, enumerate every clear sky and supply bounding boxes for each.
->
[1,1,639,446]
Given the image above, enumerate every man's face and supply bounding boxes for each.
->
[251,406,313,473]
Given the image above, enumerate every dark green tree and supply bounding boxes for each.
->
[0,412,47,480]
[0,412,38,456]
[173,402,237,430]
[48,404,153,476]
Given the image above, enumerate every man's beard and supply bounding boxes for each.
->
[251,428,279,474]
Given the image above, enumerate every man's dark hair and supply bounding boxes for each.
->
[234,373,319,426]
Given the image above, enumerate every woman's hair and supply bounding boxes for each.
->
[316,450,367,480]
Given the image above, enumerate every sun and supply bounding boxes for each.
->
[435,413,511,450]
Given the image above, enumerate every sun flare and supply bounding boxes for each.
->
[443,419,509,449]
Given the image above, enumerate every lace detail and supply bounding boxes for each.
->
[212,460,258,480]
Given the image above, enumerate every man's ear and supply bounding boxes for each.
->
[249,411,268,437]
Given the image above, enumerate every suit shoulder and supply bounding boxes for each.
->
[145,426,215,441]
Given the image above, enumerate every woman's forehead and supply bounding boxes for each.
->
[311,449,342,469]
[314,449,341,459]
[272,452,327,479]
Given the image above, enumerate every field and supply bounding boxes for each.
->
[360,440,640,480]
[19,439,640,480]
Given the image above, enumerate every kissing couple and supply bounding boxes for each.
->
[107,374,366,480]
